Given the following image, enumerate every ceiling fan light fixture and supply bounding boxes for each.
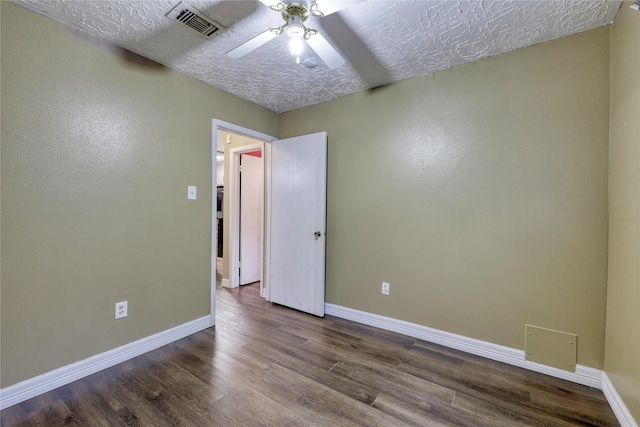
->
[228,0,346,69]
[286,15,305,38]
[290,35,304,56]
[286,14,305,61]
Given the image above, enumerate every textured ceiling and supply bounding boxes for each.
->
[15,0,622,113]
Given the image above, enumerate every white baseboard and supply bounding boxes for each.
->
[325,303,640,426]
[0,315,212,410]
[3,306,636,427]
[325,304,601,388]
[602,372,639,427]
[221,278,230,288]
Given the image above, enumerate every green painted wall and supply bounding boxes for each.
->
[0,2,278,387]
[605,1,640,423]
[280,27,610,369]
[2,0,631,408]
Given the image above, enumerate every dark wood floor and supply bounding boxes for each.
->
[2,282,619,426]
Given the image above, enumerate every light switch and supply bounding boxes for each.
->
[188,186,197,200]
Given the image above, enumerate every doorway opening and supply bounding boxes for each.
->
[210,120,276,325]
[210,120,328,326]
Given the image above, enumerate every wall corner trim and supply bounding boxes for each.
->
[324,303,602,388]
[0,315,212,410]
[602,372,639,427]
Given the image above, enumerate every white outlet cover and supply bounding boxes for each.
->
[188,186,197,200]
[382,282,390,295]
[115,301,128,319]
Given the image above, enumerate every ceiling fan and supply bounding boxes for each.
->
[227,0,364,69]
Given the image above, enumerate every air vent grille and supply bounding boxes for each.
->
[166,1,222,39]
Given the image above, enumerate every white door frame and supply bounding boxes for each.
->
[210,120,276,325]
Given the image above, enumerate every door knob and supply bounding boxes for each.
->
[314,231,322,240]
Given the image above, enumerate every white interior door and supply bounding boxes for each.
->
[239,153,263,285]
[269,132,327,317]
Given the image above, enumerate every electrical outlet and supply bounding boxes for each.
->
[382,282,390,295]
[115,301,128,319]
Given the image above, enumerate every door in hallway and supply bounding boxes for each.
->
[239,152,262,285]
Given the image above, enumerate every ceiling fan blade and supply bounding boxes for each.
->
[315,0,366,16]
[306,32,345,70]
[317,13,392,87]
[257,0,366,15]
[227,29,278,58]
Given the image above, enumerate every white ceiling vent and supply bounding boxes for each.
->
[165,1,223,39]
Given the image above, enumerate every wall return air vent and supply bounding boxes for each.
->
[165,1,223,39]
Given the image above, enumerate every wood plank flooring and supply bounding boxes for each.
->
[1,282,619,426]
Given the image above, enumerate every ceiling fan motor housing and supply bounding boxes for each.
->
[282,3,309,22]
